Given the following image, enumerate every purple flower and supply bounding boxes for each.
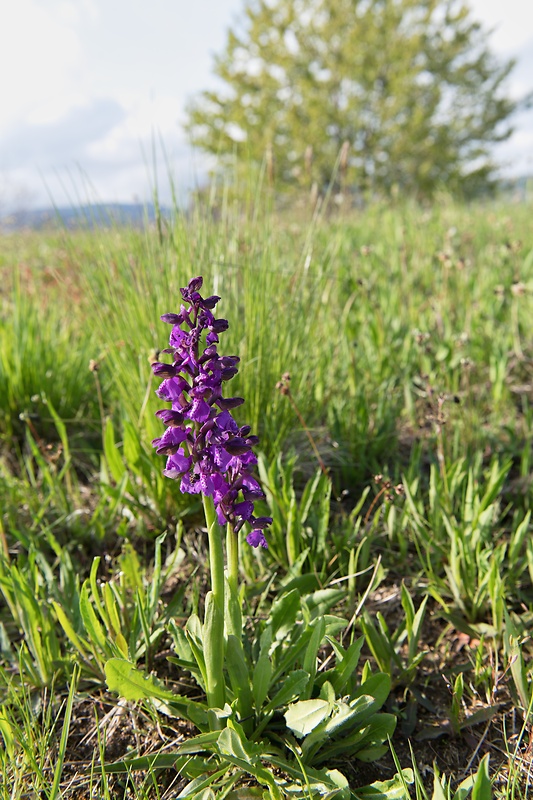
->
[152,276,271,548]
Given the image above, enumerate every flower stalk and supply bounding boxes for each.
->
[151,276,271,716]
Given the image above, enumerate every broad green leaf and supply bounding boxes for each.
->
[169,620,194,662]
[217,727,282,800]
[431,774,448,800]
[106,658,183,702]
[400,583,415,633]
[218,726,254,764]
[123,419,142,468]
[103,581,123,638]
[354,769,413,799]
[226,635,253,722]
[324,695,376,736]
[408,595,429,665]
[263,670,310,713]
[285,698,331,737]
[105,658,208,729]
[0,711,15,760]
[354,673,391,709]
[203,592,226,709]
[270,589,300,640]
[303,588,345,618]
[452,772,476,800]
[330,636,364,695]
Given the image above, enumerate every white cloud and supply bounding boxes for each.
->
[0,0,88,127]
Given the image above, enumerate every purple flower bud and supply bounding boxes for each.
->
[221,367,238,381]
[234,500,254,520]
[151,362,177,378]
[160,313,182,325]
[217,397,244,410]
[251,516,272,528]
[155,408,186,426]
[224,438,251,456]
[198,345,219,364]
[152,426,188,454]
[220,356,240,367]
[210,319,229,334]
[203,295,221,309]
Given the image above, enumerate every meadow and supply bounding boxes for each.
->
[0,193,532,799]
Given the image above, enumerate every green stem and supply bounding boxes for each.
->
[226,523,239,598]
[202,495,226,712]
[226,524,242,638]
[204,495,225,605]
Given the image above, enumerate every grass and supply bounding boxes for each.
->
[0,191,532,798]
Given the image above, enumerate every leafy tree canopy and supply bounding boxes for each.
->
[185,0,517,198]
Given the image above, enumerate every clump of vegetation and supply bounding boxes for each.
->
[1,194,533,798]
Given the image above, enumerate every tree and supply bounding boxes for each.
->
[185,0,517,198]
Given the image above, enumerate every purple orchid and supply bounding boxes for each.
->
[152,276,270,548]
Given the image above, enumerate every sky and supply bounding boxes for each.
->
[0,0,532,212]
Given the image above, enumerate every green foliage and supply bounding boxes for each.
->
[0,668,79,799]
[257,454,332,574]
[186,0,516,198]
[0,268,100,453]
[398,456,533,625]
[406,750,492,799]
[503,610,533,723]
[106,586,396,792]
[359,584,428,686]
[1,199,533,797]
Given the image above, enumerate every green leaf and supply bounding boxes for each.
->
[354,769,413,799]
[285,698,331,737]
[401,583,415,633]
[354,673,392,709]
[301,616,326,698]
[252,629,273,710]
[303,588,345,618]
[360,614,394,674]
[263,670,310,713]
[324,695,377,736]
[0,711,15,761]
[471,754,492,800]
[270,589,300,640]
[217,727,282,800]
[226,635,253,722]
[80,580,110,654]
[51,600,89,656]
[106,658,183,703]
[103,417,125,484]
[105,657,207,727]
[330,636,364,695]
